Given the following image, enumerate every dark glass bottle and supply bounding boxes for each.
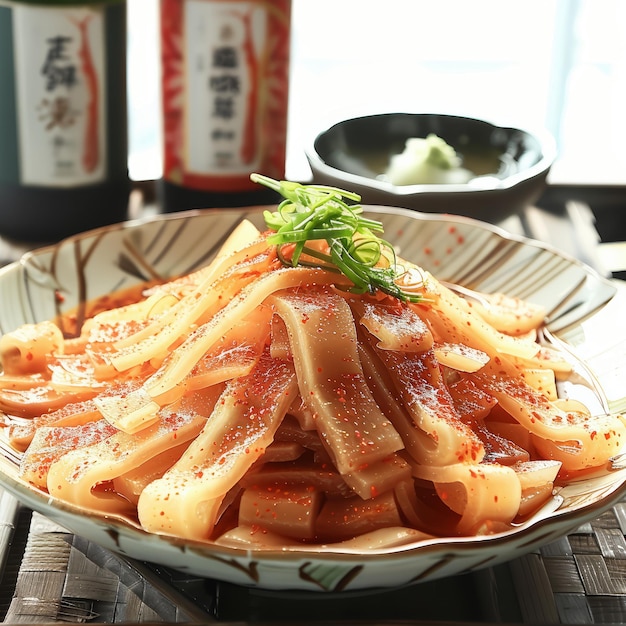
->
[0,0,129,243]
[158,0,291,212]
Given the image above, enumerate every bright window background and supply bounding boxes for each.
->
[127,0,626,186]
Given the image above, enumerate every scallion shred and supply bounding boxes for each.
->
[251,173,425,303]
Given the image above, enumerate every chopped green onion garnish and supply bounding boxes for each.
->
[251,173,425,303]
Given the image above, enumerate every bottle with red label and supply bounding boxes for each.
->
[0,0,129,243]
[158,0,291,212]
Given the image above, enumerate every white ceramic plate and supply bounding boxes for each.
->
[1,206,625,592]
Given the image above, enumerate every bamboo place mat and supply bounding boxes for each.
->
[479,496,626,625]
[0,500,211,623]
[2,490,626,624]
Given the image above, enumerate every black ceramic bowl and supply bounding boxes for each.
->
[305,113,556,221]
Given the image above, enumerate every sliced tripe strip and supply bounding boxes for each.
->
[47,354,112,391]
[0,373,47,391]
[354,301,484,466]
[0,384,99,419]
[371,345,485,466]
[8,379,146,449]
[137,351,297,541]
[462,290,546,336]
[427,280,577,451]
[209,218,262,260]
[413,462,522,535]
[434,342,489,373]
[108,244,275,372]
[143,218,262,299]
[258,440,305,463]
[511,459,561,517]
[94,387,161,434]
[357,341,442,466]
[98,268,347,434]
[272,414,334,465]
[355,300,433,352]
[325,526,433,550]
[189,310,274,391]
[271,290,404,475]
[470,358,626,471]
[0,320,64,375]
[83,323,157,380]
[100,315,268,432]
[92,220,262,337]
[238,484,322,540]
[185,310,271,391]
[86,290,178,327]
[394,479,436,531]
[214,524,429,551]
[510,344,573,378]
[446,377,497,422]
[413,269,541,360]
[9,399,101,451]
[240,461,352,498]
[269,313,291,360]
[472,422,530,465]
[315,490,404,542]
[286,396,317,431]
[95,306,273,433]
[46,386,222,514]
[342,454,412,500]
[521,368,558,401]
[401,267,625,470]
[20,419,117,489]
[144,269,347,399]
[112,442,189,505]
